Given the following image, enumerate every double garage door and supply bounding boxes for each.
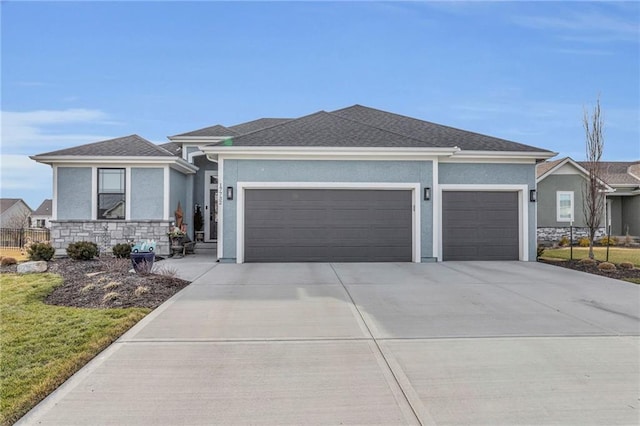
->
[244,189,520,262]
[244,189,412,262]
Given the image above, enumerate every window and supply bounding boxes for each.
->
[557,191,574,222]
[36,219,46,228]
[98,168,125,220]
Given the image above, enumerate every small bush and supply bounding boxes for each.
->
[134,286,150,297]
[619,262,634,270]
[102,281,120,290]
[536,245,545,259]
[112,243,132,259]
[1,257,17,266]
[598,236,618,246]
[597,262,616,271]
[66,241,99,260]
[578,237,590,247]
[558,236,570,247]
[579,258,597,265]
[80,284,96,294]
[27,242,55,261]
[102,292,119,302]
[155,265,177,278]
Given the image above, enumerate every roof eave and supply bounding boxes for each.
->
[452,150,557,160]
[200,146,461,157]
[167,136,234,143]
[30,155,198,174]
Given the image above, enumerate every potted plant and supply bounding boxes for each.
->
[130,240,156,274]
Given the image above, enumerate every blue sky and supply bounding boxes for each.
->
[1,1,639,209]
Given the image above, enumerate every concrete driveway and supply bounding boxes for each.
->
[19,262,640,425]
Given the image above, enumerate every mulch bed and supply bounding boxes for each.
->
[538,258,640,281]
[0,257,190,309]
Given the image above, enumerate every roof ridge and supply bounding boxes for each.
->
[325,110,442,146]
[129,134,176,156]
[333,104,535,149]
[228,113,324,140]
[170,124,238,138]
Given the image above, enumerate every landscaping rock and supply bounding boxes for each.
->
[17,261,48,274]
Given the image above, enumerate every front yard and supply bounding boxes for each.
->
[0,254,193,425]
[542,247,640,267]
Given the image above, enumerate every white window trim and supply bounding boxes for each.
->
[437,184,530,262]
[556,191,574,223]
[204,170,218,243]
[217,158,224,260]
[95,167,127,220]
[235,182,421,264]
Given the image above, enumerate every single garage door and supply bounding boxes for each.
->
[244,189,412,262]
[442,191,519,261]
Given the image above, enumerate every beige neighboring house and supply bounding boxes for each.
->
[31,199,53,228]
[0,198,33,228]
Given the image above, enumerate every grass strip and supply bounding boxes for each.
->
[0,273,149,425]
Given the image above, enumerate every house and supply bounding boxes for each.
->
[0,198,32,228]
[536,157,639,243]
[31,199,53,228]
[31,105,555,261]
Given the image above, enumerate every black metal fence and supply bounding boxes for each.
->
[0,228,51,248]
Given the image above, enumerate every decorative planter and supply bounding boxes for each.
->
[130,252,155,274]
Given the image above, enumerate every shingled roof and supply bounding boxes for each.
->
[224,111,432,148]
[578,161,640,186]
[171,125,238,138]
[33,199,52,216]
[536,157,568,178]
[228,118,292,135]
[331,105,547,152]
[35,135,175,157]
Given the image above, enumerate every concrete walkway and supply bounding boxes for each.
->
[18,261,640,425]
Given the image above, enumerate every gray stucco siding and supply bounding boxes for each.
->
[439,162,536,261]
[130,168,164,220]
[536,175,589,228]
[222,159,433,262]
[57,167,92,219]
[620,195,640,236]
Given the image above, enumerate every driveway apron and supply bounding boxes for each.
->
[18,262,640,425]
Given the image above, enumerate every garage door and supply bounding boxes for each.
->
[442,191,519,261]
[244,189,412,262]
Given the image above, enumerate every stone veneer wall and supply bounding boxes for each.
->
[51,220,172,256]
[537,227,606,245]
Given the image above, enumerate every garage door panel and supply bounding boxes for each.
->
[245,189,412,262]
[443,191,519,261]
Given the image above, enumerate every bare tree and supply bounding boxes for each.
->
[582,97,606,259]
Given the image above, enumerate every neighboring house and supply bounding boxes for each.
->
[31,199,53,228]
[536,157,639,242]
[0,198,32,228]
[32,105,555,261]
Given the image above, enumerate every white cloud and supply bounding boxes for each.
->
[0,154,51,190]
[0,108,116,154]
[513,8,639,43]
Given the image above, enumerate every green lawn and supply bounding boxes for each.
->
[0,274,149,426]
[542,247,640,266]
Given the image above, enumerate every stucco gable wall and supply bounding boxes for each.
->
[537,174,590,228]
[57,167,92,220]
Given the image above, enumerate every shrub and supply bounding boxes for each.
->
[112,243,132,259]
[578,237,590,247]
[598,236,618,246]
[102,281,120,290]
[619,262,634,270]
[1,257,17,266]
[66,241,99,261]
[134,286,150,297]
[536,245,545,259]
[27,242,55,261]
[558,236,570,247]
[102,292,119,303]
[579,258,597,265]
[597,262,616,271]
[80,284,95,294]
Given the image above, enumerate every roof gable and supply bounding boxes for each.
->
[33,199,53,216]
[331,105,548,152]
[225,111,431,148]
[36,135,174,157]
[0,198,31,215]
